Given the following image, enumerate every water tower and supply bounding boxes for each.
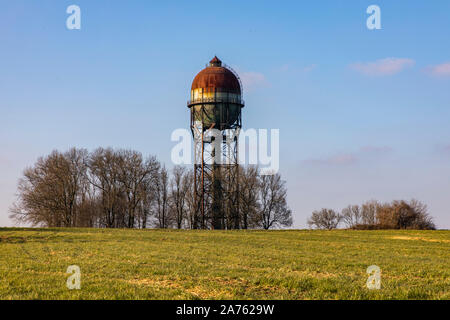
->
[187,56,244,229]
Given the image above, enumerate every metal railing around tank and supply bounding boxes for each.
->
[187,97,245,106]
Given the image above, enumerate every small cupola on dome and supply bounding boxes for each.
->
[209,56,222,67]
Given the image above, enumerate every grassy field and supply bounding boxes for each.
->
[0,228,449,300]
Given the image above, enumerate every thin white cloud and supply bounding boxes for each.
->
[350,58,415,76]
[303,64,318,73]
[303,153,357,166]
[360,146,393,154]
[426,62,450,77]
[436,144,450,154]
[279,64,290,72]
[239,71,269,91]
[277,64,318,73]
[303,145,392,166]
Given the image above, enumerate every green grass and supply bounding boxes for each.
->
[0,228,449,300]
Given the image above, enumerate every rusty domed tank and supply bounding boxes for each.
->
[188,56,244,130]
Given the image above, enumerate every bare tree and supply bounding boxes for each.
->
[10,148,88,227]
[88,148,125,228]
[307,209,341,230]
[361,200,379,226]
[76,186,101,228]
[152,166,170,228]
[334,199,435,230]
[377,199,436,230]
[256,173,293,229]
[117,150,159,228]
[239,166,260,229]
[169,166,189,229]
[139,168,159,229]
[408,199,436,229]
[183,170,200,229]
[341,204,361,228]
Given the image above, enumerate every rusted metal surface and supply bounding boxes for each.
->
[191,57,241,94]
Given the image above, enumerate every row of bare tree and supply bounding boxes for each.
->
[10,148,292,229]
[307,199,436,230]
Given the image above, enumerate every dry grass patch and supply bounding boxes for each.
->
[390,236,450,243]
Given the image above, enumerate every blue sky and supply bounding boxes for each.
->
[1,0,450,228]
